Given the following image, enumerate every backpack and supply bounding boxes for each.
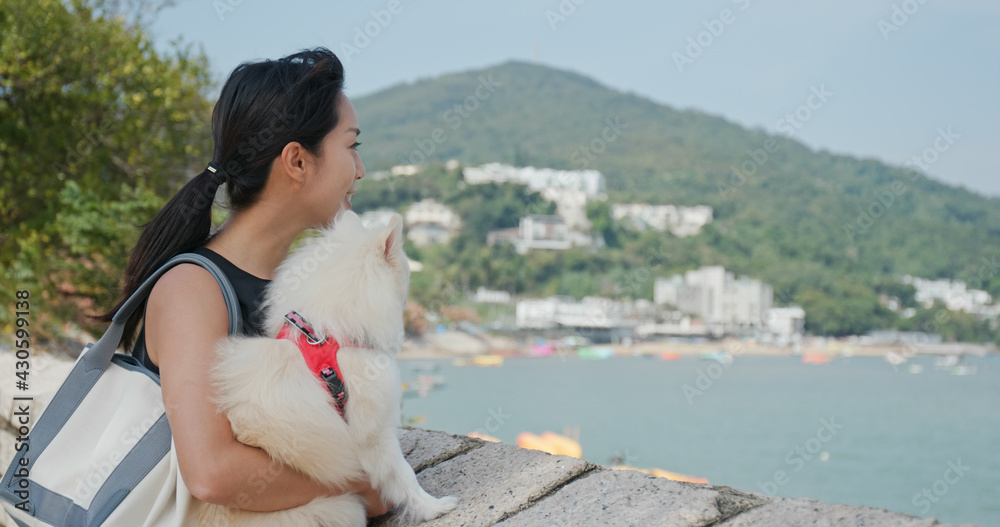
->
[1,252,241,526]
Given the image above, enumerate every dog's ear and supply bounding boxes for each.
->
[379,213,404,264]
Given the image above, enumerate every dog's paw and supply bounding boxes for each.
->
[407,495,458,522]
[433,495,458,515]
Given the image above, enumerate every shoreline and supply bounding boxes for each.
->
[397,332,998,361]
[5,332,994,363]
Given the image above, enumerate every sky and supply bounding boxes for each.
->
[149,0,999,197]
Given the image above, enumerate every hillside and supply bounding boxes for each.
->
[351,61,1000,338]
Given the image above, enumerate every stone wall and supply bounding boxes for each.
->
[377,427,978,527]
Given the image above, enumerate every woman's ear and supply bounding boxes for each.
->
[278,141,308,187]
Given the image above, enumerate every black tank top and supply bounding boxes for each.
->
[129,246,272,376]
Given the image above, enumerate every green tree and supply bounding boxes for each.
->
[0,0,213,334]
[796,280,896,337]
[586,200,619,248]
[898,301,1000,345]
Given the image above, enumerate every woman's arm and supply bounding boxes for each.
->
[145,264,377,512]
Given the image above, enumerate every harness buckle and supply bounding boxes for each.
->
[320,367,348,407]
[284,311,326,345]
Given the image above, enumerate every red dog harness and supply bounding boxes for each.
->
[276,311,371,420]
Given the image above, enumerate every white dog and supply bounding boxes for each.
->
[193,210,458,526]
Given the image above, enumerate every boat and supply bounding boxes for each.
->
[699,351,733,364]
[884,352,907,366]
[659,351,682,361]
[951,365,978,376]
[802,353,831,365]
[530,344,554,357]
[403,415,426,425]
[935,355,960,370]
[577,346,614,360]
[401,374,446,398]
[516,431,582,458]
[558,335,590,349]
[452,354,504,367]
[473,354,504,367]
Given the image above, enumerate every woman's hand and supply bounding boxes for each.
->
[354,480,393,518]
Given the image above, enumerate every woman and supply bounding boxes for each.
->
[99,47,391,519]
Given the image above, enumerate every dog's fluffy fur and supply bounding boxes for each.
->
[193,210,457,526]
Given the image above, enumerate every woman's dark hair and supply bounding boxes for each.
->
[97,47,346,349]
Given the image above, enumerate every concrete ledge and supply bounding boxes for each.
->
[375,427,978,527]
[377,434,593,527]
[397,425,482,473]
[495,469,768,527]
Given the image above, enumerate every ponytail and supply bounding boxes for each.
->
[95,167,223,349]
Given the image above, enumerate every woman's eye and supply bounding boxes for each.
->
[352,141,363,150]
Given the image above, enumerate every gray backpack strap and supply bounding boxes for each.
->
[104,252,243,364]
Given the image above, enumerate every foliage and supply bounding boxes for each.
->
[0,0,213,335]
[351,62,1000,342]
[403,300,428,336]
[439,305,480,324]
[897,301,998,344]
[585,200,619,249]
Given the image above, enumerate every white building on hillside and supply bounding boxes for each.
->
[463,162,606,197]
[515,296,627,329]
[403,199,462,247]
[405,199,461,230]
[654,266,774,331]
[473,287,511,304]
[540,187,591,232]
[520,215,569,249]
[407,224,452,247]
[515,296,638,343]
[488,215,596,254]
[611,203,713,237]
[391,164,421,176]
[903,275,994,315]
[766,306,806,337]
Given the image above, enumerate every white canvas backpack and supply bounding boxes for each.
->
[1,253,241,526]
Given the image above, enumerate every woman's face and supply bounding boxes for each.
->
[308,93,365,227]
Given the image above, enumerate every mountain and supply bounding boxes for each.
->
[351,61,1000,337]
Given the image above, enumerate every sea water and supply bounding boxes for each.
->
[400,354,1000,525]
